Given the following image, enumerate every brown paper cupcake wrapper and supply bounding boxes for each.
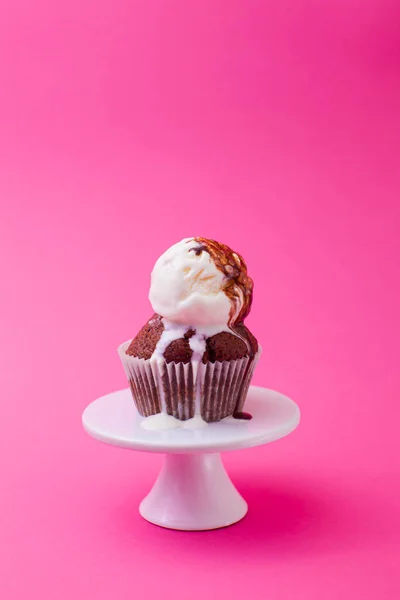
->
[118,341,261,423]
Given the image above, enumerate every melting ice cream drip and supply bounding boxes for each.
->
[151,319,233,424]
[151,320,188,360]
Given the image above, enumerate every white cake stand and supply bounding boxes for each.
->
[82,386,300,531]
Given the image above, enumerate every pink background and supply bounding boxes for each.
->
[1,1,399,598]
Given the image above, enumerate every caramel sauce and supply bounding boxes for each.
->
[194,237,253,326]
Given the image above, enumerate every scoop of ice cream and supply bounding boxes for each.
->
[149,237,253,326]
[149,238,230,326]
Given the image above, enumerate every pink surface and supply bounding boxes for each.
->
[1,1,399,598]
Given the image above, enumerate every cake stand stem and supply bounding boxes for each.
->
[139,452,248,531]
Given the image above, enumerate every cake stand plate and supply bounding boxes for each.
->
[82,386,300,530]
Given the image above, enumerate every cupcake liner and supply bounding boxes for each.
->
[118,340,261,422]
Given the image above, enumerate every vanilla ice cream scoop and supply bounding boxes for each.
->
[149,237,253,327]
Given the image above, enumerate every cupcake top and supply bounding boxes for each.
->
[127,237,257,364]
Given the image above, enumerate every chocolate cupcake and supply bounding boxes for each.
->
[118,237,260,430]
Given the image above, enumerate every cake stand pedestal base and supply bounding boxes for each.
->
[140,453,247,530]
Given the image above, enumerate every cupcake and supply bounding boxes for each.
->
[118,237,260,430]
